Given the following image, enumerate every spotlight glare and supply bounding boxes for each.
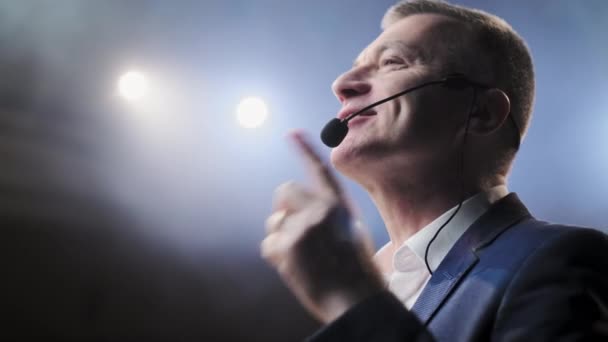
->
[237,97,268,128]
[118,71,148,101]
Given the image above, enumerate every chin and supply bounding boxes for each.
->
[329,145,352,174]
[330,134,382,178]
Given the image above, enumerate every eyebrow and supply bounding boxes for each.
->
[353,40,427,68]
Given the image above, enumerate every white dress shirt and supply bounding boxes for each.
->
[375,186,509,309]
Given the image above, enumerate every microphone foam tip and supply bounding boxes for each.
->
[321,118,348,147]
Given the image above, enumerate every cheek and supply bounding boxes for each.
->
[390,93,460,146]
[385,96,423,136]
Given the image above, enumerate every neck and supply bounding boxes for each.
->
[356,155,502,250]
[370,179,468,248]
[334,147,507,253]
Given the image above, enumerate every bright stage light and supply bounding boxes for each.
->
[236,97,268,128]
[118,71,148,101]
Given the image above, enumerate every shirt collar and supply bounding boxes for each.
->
[394,185,509,273]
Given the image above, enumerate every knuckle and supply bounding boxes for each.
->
[260,235,281,260]
[265,210,287,234]
[273,181,303,209]
[274,180,298,196]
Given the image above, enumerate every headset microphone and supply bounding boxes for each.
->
[320,74,481,148]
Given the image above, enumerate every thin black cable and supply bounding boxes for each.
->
[343,80,450,124]
[423,87,478,275]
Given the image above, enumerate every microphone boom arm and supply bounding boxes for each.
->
[343,79,449,123]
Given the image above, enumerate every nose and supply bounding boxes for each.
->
[331,68,372,103]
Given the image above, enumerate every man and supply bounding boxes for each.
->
[261,0,608,341]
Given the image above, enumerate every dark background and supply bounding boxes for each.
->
[1,0,606,340]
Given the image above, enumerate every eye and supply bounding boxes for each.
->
[380,57,405,68]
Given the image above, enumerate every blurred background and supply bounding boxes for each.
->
[0,0,606,340]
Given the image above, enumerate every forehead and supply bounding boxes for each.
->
[355,13,460,66]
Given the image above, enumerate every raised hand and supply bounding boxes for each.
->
[261,132,384,323]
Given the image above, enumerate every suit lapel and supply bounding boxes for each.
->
[410,193,531,324]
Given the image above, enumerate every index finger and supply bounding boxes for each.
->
[289,130,343,199]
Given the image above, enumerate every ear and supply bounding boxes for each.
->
[468,88,511,136]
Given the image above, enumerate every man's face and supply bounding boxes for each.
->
[330,14,471,175]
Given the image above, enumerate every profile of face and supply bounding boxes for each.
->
[330,14,474,179]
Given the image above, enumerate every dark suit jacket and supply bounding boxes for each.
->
[309,193,608,341]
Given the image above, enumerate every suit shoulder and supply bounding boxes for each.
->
[490,224,608,340]
[475,218,607,274]
[524,221,608,262]
[494,218,606,253]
